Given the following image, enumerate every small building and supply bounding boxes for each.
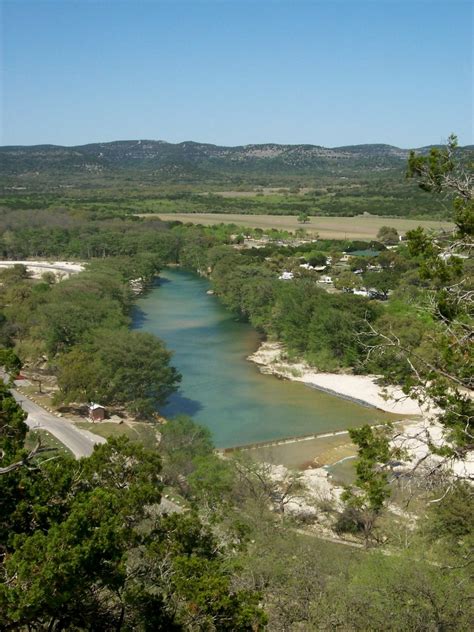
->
[88,403,106,422]
[278,271,294,280]
[319,275,333,284]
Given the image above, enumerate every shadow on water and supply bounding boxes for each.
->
[156,276,172,286]
[162,390,203,417]
[132,306,149,328]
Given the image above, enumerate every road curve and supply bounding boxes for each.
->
[11,388,105,458]
[8,382,183,513]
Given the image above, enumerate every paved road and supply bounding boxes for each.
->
[11,387,105,458]
[9,382,183,513]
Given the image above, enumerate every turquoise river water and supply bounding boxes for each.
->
[133,269,398,449]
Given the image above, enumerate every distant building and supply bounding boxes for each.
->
[319,275,332,284]
[299,263,326,272]
[88,403,106,422]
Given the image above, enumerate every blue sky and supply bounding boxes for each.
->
[1,0,472,147]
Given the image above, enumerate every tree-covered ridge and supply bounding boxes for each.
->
[0,139,423,175]
[3,139,472,173]
[2,140,471,220]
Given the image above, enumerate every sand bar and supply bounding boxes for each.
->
[248,341,425,415]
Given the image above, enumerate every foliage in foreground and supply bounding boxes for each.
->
[0,383,266,630]
[2,380,473,630]
[369,135,473,459]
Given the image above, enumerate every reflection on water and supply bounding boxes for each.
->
[133,269,400,448]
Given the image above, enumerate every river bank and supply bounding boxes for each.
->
[134,269,400,448]
[248,341,474,479]
[248,341,426,416]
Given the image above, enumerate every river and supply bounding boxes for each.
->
[133,269,398,449]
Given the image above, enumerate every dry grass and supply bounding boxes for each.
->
[143,213,453,240]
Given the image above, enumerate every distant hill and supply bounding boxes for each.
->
[1,140,469,219]
[0,139,444,179]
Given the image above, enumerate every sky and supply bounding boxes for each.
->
[0,0,472,148]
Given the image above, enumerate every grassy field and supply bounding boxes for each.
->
[76,421,160,449]
[142,213,453,240]
[25,429,73,458]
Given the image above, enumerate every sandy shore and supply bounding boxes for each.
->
[248,341,426,416]
[248,342,474,479]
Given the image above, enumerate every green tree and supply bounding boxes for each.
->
[358,135,472,489]
[0,427,265,630]
[334,270,362,291]
[0,379,28,473]
[0,347,22,379]
[55,347,104,404]
[396,135,473,459]
[424,481,474,560]
[407,133,473,235]
[338,424,394,546]
[57,330,181,418]
[128,512,267,630]
[188,454,236,510]
[376,225,399,245]
[305,251,327,267]
[363,269,398,299]
[319,552,473,631]
[0,264,30,285]
[159,415,214,487]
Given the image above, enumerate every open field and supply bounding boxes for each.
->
[142,213,454,240]
[76,421,160,449]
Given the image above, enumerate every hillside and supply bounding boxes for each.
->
[1,140,470,219]
[0,139,436,178]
